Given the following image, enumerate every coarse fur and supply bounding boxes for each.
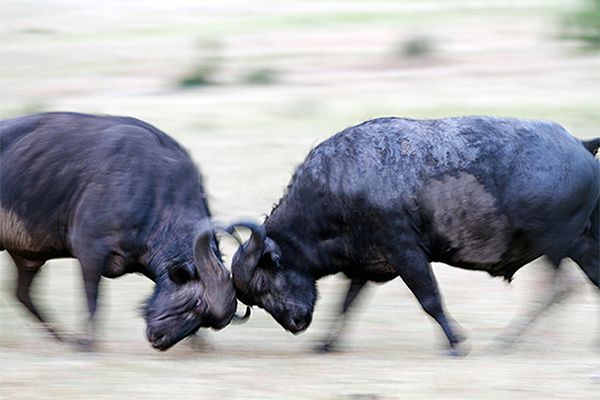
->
[230,116,599,353]
[0,112,237,350]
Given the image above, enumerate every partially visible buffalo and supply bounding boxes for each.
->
[0,112,239,351]
[228,116,599,354]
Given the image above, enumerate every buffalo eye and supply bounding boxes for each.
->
[255,276,268,294]
[195,298,202,310]
[168,265,192,284]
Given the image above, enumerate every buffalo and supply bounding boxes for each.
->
[0,112,242,351]
[228,116,599,354]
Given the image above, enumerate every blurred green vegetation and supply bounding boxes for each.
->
[399,36,435,58]
[1,3,599,400]
[243,68,280,85]
[178,38,223,88]
[562,0,600,50]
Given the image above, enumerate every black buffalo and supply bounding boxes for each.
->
[228,116,599,354]
[0,112,239,351]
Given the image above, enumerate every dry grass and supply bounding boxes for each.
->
[1,1,599,399]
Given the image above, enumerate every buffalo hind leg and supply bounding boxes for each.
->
[496,260,575,347]
[394,251,469,356]
[9,252,65,342]
[497,236,598,349]
[317,279,368,353]
[570,233,599,288]
[572,200,599,287]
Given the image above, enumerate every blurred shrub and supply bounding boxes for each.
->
[399,36,435,58]
[243,68,280,85]
[561,0,600,50]
[178,38,223,88]
[179,69,213,88]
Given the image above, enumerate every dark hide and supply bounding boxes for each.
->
[230,116,599,354]
[0,112,237,351]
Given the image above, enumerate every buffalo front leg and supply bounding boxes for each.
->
[318,279,367,353]
[9,252,65,342]
[78,257,103,351]
[68,244,105,351]
[394,251,469,356]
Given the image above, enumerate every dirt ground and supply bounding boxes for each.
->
[1,1,599,399]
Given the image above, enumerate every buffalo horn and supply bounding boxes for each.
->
[225,222,267,291]
[231,306,252,324]
[193,220,236,321]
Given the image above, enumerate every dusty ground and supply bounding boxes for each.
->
[1,1,599,399]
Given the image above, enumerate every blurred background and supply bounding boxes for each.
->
[1,1,598,399]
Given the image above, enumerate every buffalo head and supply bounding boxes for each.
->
[227,222,317,334]
[143,224,239,351]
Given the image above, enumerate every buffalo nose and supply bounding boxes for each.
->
[150,335,167,350]
[290,315,309,333]
[147,328,169,351]
[210,316,230,330]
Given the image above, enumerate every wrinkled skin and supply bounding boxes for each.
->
[230,117,600,354]
[145,274,234,350]
[232,245,317,333]
[143,229,237,350]
[0,113,237,351]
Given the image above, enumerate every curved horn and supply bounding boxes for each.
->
[225,222,265,249]
[194,220,236,323]
[193,219,221,271]
[225,222,267,292]
[231,305,252,324]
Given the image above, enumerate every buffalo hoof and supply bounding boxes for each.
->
[446,340,472,357]
[492,334,518,348]
[454,331,469,343]
[34,322,69,344]
[315,341,342,354]
[489,334,527,355]
[36,324,94,351]
[71,335,96,352]
[316,342,333,354]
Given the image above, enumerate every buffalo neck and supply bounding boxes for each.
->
[265,209,348,281]
[142,212,203,281]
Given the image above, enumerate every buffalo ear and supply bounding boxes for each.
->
[263,237,281,268]
[169,264,193,284]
